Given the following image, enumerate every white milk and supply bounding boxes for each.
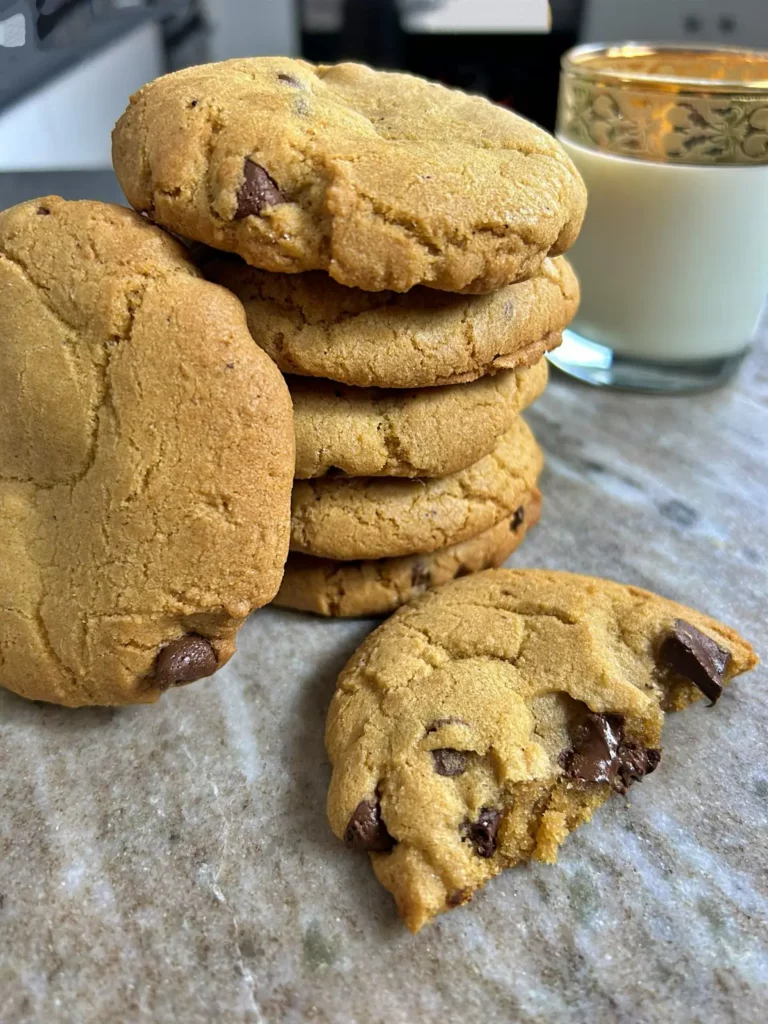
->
[560,137,768,362]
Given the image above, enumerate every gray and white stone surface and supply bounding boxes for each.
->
[2,338,766,1024]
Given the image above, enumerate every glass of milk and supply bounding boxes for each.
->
[552,44,768,392]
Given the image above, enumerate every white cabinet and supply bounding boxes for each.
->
[0,21,163,171]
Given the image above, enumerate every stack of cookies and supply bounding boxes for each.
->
[112,56,587,617]
[202,259,579,616]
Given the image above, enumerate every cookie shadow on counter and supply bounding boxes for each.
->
[277,609,373,844]
[0,685,126,731]
[276,610,408,937]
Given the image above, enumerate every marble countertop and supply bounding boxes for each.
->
[2,339,766,1024]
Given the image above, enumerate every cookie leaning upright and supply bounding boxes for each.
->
[112,57,587,293]
[0,197,294,706]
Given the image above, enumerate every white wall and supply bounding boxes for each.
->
[0,0,299,172]
[405,0,550,33]
[0,21,163,171]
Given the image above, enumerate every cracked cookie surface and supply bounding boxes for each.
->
[205,254,577,388]
[113,57,587,294]
[290,418,542,561]
[291,360,547,479]
[0,197,294,706]
[326,569,757,931]
[275,490,540,617]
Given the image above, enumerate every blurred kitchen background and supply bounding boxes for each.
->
[1,0,767,208]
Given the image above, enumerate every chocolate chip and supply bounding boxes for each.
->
[461,807,500,858]
[189,99,198,108]
[343,797,395,852]
[561,713,661,793]
[411,563,432,590]
[510,505,525,531]
[154,634,217,689]
[37,206,50,216]
[278,72,301,86]
[615,745,661,794]
[432,749,469,776]
[447,887,473,907]
[659,619,730,705]
[234,159,285,219]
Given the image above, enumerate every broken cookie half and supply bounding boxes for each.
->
[325,569,757,932]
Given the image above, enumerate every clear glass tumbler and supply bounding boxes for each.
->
[552,44,768,392]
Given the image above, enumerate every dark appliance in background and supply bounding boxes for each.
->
[300,0,586,131]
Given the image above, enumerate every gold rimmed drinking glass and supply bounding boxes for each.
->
[551,44,768,392]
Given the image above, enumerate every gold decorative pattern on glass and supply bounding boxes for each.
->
[557,45,768,166]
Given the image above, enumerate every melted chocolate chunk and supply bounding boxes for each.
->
[154,634,217,689]
[461,807,500,858]
[564,713,623,785]
[432,749,469,777]
[615,745,661,794]
[561,713,661,793]
[343,797,396,852]
[659,619,731,706]
[234,159,285,219]
[510,505,525,531]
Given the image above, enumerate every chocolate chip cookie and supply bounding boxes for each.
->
[205,255,577,388]
[326,569,757,931]
[0,197,294,706]
[290,418,542,561]
[275,491,540,617]
[292,361,547,479]
[113,58,587,293]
